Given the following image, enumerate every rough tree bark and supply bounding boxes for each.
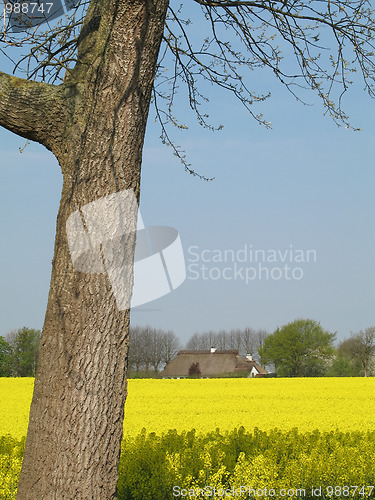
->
[0,0,168,498]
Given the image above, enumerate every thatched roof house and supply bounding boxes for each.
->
[160,348,268,378]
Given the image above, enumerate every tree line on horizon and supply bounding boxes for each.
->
[1,321,374,377]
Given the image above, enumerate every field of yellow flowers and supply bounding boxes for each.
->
[1,377,375,499]
[123,377,375,436]
[1,377,375,438]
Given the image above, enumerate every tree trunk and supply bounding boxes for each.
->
[1,1,170,498]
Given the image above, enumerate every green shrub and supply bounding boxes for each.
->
[0,435,25,500]
[117,428,375,499]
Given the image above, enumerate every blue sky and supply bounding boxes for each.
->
[0,6,374,346]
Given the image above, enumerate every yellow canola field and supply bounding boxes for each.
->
[0,378,34,439]
[124,377,375,436]
[1,377,375,439]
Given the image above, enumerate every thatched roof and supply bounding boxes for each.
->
[160,349,267,378]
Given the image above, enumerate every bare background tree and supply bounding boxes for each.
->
[185,327,269,359]
[128,326,180,375]
[1,0,375,497]
[161,329,181,366]
[337,327,375,377]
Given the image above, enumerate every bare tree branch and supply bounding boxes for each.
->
[1,0,375,165]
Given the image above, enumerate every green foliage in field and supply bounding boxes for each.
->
[117,428,375,499]
[0,435,25,499]
[2,428,375,499]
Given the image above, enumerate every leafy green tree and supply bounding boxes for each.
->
[0,336,11,377]
[5,327,41,377]
[259,319,336,377]
[327,352,362,377]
